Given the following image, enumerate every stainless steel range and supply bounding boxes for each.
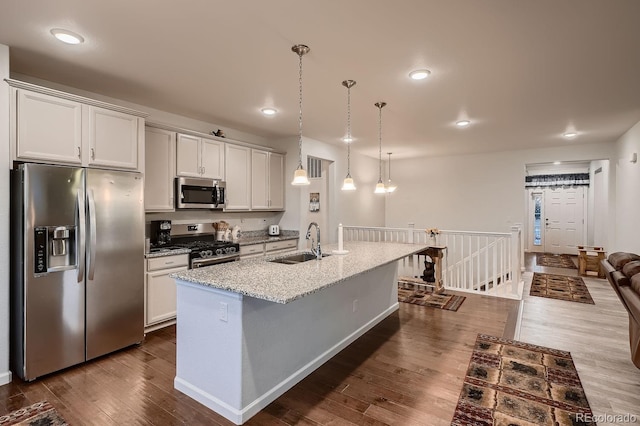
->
[170,223,240,268]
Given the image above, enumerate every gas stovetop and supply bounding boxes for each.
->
[171,237,239,259]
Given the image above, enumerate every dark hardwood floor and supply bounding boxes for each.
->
[0,294,519,425]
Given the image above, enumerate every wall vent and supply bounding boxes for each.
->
[307,156,322,178]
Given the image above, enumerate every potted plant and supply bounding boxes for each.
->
[425,228,440,246]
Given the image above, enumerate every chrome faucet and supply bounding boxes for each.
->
[306,222,322,259]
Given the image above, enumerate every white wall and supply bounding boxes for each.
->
[588,159,610,247]
[0,44,11,384]
[385,142,616,242]
[273,136,385,245]
[614,120,640,253]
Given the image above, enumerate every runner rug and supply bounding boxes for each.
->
[530,272,595,304]
[397,283,466,311]
[0,401,67,426]
[451,334,594,426]
[536,253,577,269]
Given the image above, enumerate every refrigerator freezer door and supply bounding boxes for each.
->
[85,169,144,360]
[13,164,85,380]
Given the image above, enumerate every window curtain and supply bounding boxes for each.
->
[524,173,590,188]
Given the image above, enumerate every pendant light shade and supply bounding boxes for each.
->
[291,44,311,186]
[374,102,387,194]
[341,80,357,191]
[386,152,397,193]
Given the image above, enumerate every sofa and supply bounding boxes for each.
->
[602,252,640,368]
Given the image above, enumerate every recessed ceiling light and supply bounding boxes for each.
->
[554,161,561,165]
[50,28,84,45]
[341,137,353,143]
[456,120,471,128]
[409,69,431,80]
[261,107,277,116]
[563,132,577,139]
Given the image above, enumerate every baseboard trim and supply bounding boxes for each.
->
[175,303,399,424]
[0,370,12,386]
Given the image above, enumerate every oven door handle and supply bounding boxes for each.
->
[191,254,240,268]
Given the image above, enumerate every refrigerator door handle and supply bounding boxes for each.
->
[87,190,97,280]
[77,190,86,283]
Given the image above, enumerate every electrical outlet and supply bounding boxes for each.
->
[219,302,228,322]
[352,299,358,313]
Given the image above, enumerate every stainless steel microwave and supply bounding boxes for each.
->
[175,177,226,210]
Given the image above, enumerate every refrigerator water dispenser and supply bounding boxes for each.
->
[34,225,77,274]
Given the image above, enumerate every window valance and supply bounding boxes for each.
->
[524,173,590,188]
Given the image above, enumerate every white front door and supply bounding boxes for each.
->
[544,186,585,254]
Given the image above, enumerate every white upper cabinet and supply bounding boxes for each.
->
[9,81,146,171]
[225,144,251,210]
[87,106,142,170]
[251,150,284,211]
[268,152,285,210]
[176,134,201,177]
[176,133,225,180]
[15,89,83,164]
[251,150,269,209]
[201,139,225,179]
[144,127,176,211]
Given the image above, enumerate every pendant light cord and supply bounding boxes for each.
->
[378,105,382,182]
[346,85,351,177]
[297,51,304,168]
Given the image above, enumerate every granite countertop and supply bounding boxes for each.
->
[171,241,428,304]
[145,248,191,258]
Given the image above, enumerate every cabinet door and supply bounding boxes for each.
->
[225,144,251,210]
[268,153,285,210]
[16,89,83,164]
[87,106,140,170]
[145,265,187,326]
[144,128,176,211]
[201,139,225,180]
[176,133,202,177]
[251,150,269,209]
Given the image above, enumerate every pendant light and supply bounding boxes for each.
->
[374,102,387,194]
[341,80,356,191]
[291,44,311,186]
[386,152,397,192]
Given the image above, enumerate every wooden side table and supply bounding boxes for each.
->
[577,245,606,278]
[417,246,447,294]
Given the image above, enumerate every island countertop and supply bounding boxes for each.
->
[171,241,428,304]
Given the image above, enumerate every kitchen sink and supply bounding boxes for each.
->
[270,252,330,264]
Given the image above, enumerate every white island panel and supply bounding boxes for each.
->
[175,262,398,424]
[173,241,428,424]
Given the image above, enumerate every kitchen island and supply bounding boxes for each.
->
[171,241,428,424]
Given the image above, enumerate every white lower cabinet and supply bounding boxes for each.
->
[239,239,298,260]
[145,254,189,331]
[239,243,264,259]
[265,240,298,253]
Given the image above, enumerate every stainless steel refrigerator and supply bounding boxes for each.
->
[10,163,145,381]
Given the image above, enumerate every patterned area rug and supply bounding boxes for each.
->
[0,401,67,425]
[451,334,594,426]
[530,273,594,304]
[397,284,466,311]
[536,253,577,269]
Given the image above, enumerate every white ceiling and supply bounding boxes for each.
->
[1,0,640,160]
